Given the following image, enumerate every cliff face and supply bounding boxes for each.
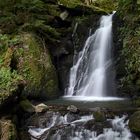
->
[113,0,140,98]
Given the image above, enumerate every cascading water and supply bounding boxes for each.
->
[66,13,116,97]
[29,113,139,140]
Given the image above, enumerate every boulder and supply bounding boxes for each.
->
[0,119,17,140]
[20,100,35,113]
[35,103,49,113]
[129,111,140,135]
[66,112,80,123]
[67,105,78,113]
[93,110,106,122]
[15,33,59,99]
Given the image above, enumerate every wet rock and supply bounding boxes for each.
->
[26,111,55,128]
[67,105,78,113]
[20,100,35,113]
[35,103,49,113]
[93,110,106,122]
[84,119,95,129]
[66,112,80,123]
[129,111,140,136]
[0,119,17,140]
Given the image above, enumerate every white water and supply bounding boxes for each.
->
[29,114,139,140]
[66,13,116,98]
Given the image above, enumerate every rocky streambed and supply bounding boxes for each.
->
[17,99,140,140]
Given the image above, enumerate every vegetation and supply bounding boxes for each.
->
[116,0,140,95]
[0,34,23,104]
[0,0,140,140]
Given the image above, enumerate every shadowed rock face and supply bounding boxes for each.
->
[129,111,140,136]
[54,14,102,94]
[112,1,140,98]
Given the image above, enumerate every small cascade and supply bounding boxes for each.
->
[66,13,116,97]
[28,113,139,140]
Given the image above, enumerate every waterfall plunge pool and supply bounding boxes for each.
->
[46,97,132,111]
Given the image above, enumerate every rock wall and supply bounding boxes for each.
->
[113,0,140,98]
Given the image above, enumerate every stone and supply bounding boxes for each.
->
[0,119,17,140]
[35,103,49,113]
[60,11,69,20]
[16,33,59,99]
[93,111,106,122]
[67,105,78,113]
[66,112,80,123]
[129,111,140,135]
[20,100,35,113]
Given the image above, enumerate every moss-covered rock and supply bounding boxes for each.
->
[16,33,59,99]
[20,99,35,113]
[129,111,140,135]
[0,119,17,140]
[113,0,140,97]
[93,111,106,122]
[0,33,59,102]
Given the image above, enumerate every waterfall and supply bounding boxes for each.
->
[66,13,116,97]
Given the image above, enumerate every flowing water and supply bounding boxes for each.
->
[28,13,138,140]
[29,113,139,140]
[66,13,116,98]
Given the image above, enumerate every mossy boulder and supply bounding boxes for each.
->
[93,111,106,122]
[0,33,58,101]
[16,33,59,99]
[129,111,140,135]
[20,99,35,113]
[0,119,17,140]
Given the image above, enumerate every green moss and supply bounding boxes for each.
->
[91,0,118,13]
[20,99,35,113]
[46,4,61,16]
[116,1,140,95]
[129,111,140,133]
[12,33,58,99]
[0,67,23,104]
[93,111,105,122]
[58,0,107,14]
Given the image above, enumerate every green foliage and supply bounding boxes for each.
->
[0,34,23,103]
[117,0,140,94]
[58,0,83,8]
[0,67,22,92]
[0,34,21,51]
[92,0,118,13]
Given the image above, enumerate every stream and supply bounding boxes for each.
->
[28,109,139,140]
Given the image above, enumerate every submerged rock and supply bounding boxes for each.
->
[129,111,140,136]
